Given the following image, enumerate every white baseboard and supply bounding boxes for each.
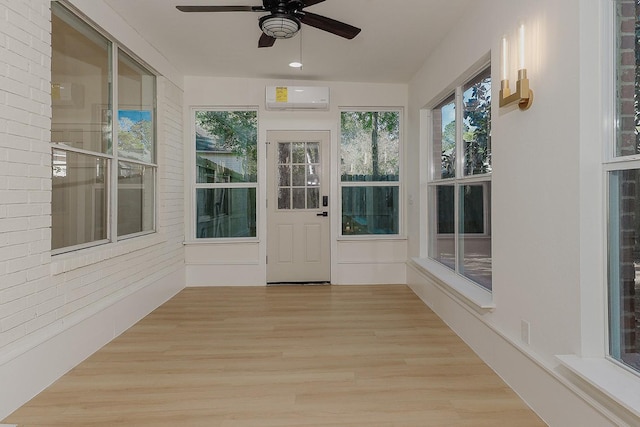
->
[0,267,185,420]
[406,263,628,427]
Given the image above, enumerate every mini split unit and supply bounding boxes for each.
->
[265,86,330,110]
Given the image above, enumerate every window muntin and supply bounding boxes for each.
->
[428,185,455,270]
[427,68,492,291]
[340,110,401,236]
[607,0,640,374]
[117,50,155,164]
[463,69,492,175]
[195,111,257,184]
[459,183,492,288]
[432,96,456,180]
[194,110,258,239]
[51,3,157,252]
[342,186,399,235]
[340,111,400,182]
[196,188,257,238]
[51,2,112,154]
[117,162,155,237]
[51,150,108,250]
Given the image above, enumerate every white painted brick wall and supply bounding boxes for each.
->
[0,0,52,351]
[0,1,185,357]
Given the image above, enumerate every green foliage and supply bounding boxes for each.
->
[340,111,400,180]
[118,117,153,162]
[196,111,258,180]
[439,75,491,177]
[464,77,492,175]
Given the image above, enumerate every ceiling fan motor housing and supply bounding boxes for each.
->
[259,13,301,39]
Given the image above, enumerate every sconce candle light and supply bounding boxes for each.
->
[499,23,533,110]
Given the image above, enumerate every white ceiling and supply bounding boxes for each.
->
[103,0,472,83]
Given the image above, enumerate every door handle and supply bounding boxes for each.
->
[316,211,328,217]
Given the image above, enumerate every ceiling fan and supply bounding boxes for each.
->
[176,0,361,48]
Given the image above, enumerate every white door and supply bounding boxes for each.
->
[266,130,330,283]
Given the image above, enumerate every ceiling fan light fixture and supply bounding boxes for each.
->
[260,14,300,39]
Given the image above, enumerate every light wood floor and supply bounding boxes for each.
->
[3,285,545,426]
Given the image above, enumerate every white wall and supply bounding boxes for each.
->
[406,0,636,425]
[0,0,186,419]
[183,77,408,286]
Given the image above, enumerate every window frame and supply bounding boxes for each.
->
[51,1,158,255]
[604,0,640,377]
[426,65,492,292]
[338,107,403,239]
[190,107,259,241]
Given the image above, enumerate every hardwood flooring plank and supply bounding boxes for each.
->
[3,285,545,426]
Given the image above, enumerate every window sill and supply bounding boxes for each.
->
[183,238,259,245]
[556,354,640,419]
[409,257,495,313]
[337,235,407,242]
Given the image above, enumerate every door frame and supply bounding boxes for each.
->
[265,130,331,283]
[261,127,338,285]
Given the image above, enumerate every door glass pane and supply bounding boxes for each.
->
[292,188,306,209]
[196,188,257,238]
[463,69,491,175]
[307,143,320,163]
[194,111,258,183]
[292,165,306,186]
[428,185,455,270]
[118,50,155,163]
[608,169,640,371]
[341,186,399,235]
[459,184,492,290]
[118,161,154,237]
[277,141,322,211]
[307,188,319,209]
[292,143,305,163]
[51,3,112,154]
[279,143,291,163]
[307,164,320,186]
[432,96,456,180]
[52,149,108,250]
[278,188,290,210]
[278,165,291,186]
[340,111,400,182]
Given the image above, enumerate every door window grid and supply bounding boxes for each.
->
[277,142,321,210]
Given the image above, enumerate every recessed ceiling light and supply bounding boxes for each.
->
[289,61,303,68]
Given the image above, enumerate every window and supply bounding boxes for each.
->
[194,110,257,239]
[51,2,156,252]
[427,67,492,291]
[340,110,401,235]
[607,0,640,374]
[117,51,156,237]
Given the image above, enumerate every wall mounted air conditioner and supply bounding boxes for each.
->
[265,86,330,110]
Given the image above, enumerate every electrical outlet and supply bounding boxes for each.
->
[521,320,531,345]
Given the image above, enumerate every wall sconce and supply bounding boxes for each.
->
[500,23,533,110]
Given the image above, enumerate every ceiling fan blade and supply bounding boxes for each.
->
[176,6,261,12]
[258,33,276,48]
[302,0,326,7]
[300,12,361,39]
